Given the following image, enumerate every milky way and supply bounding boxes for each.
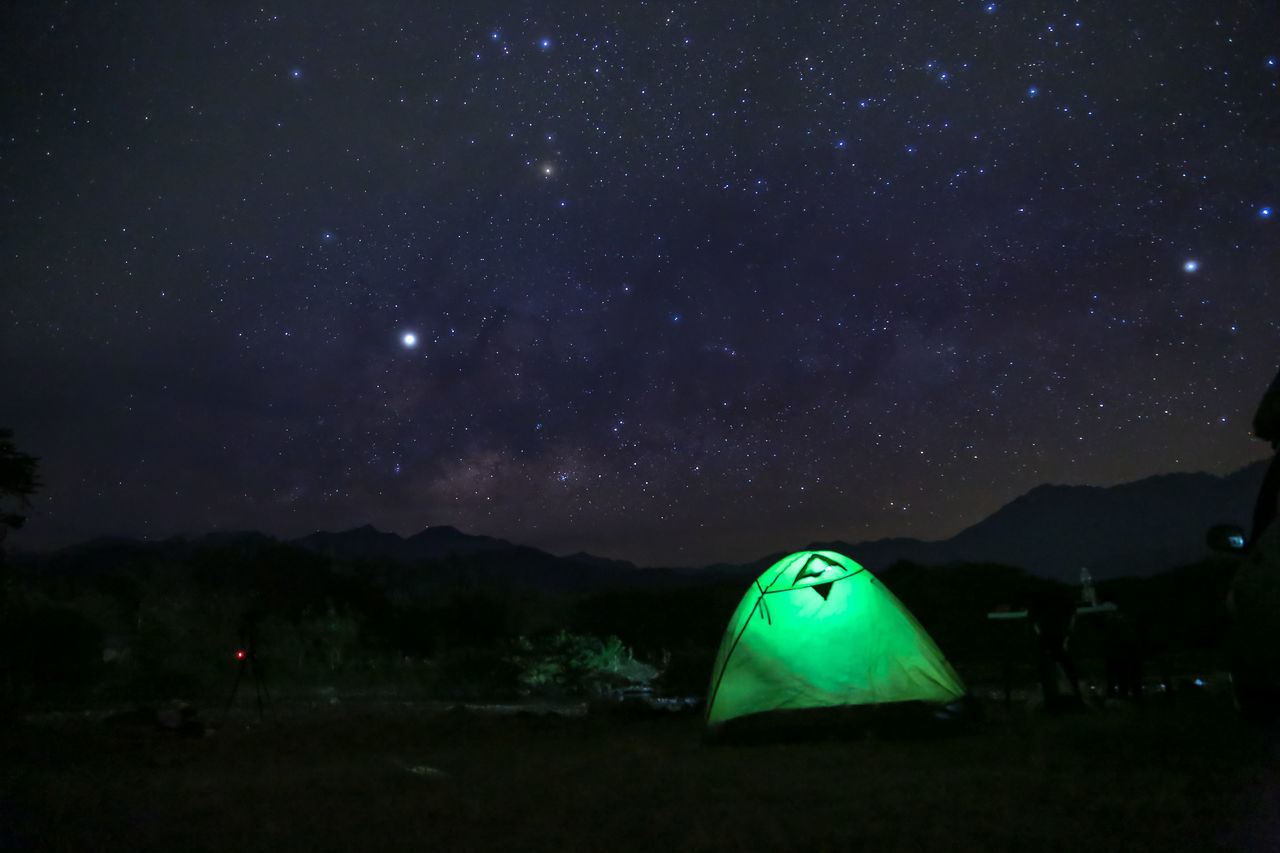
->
[4,2,1277,566]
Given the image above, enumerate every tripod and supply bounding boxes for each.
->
[222,611,272,723]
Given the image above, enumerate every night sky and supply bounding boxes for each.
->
[4,2,1277,567]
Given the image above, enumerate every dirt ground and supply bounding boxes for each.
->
[2,692,1278,852]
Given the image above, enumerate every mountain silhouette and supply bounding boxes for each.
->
[15,460,1269,591]
[806,460,1268,582]
[294,523,514,564]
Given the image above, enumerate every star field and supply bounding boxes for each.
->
[3,1,1277,566]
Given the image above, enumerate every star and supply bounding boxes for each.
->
[7,0,1275,569]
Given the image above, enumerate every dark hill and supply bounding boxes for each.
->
[13,460,1269,592]
[292,524,514,565]
[808,460,1267,582]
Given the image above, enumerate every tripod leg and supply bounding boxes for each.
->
[222,656,247,723]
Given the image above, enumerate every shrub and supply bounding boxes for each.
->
[427,646,522,700]
[504,630,659,697]
[2,600,103,700]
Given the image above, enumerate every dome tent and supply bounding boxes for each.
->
[704,551,967,738]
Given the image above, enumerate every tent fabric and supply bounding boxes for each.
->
[705,551,966,729]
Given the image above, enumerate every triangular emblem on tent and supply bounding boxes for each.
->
[793,553,843,584]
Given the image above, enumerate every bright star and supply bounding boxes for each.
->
[1183,260,1198,273]
[1260,207,1272,218]
[402,332,418,348]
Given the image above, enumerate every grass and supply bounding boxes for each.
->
[2,691,1276,852]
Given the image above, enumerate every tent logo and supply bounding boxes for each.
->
[791,553,851,599]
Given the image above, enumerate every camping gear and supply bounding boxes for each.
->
[1225,520,1280,719]
[705,551,966,735]
[1210,364,1280,720]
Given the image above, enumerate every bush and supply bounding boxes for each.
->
[504,631,659,698]
[125,599,231,699]
[2,601,103,700]
[427,646,522,700]
[265,606,367,682]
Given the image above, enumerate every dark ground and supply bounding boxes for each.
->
[2,691,1278,852]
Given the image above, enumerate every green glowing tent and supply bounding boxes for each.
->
[705,551,966,734]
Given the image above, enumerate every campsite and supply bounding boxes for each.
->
[3,532,1280,851]
[3,425,1277,850]
[6,0,1279,846]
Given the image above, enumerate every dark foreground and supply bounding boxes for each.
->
[2,693,1278,852]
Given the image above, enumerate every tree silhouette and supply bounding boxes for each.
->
[1,430,40,716]
[0,428,40,543]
